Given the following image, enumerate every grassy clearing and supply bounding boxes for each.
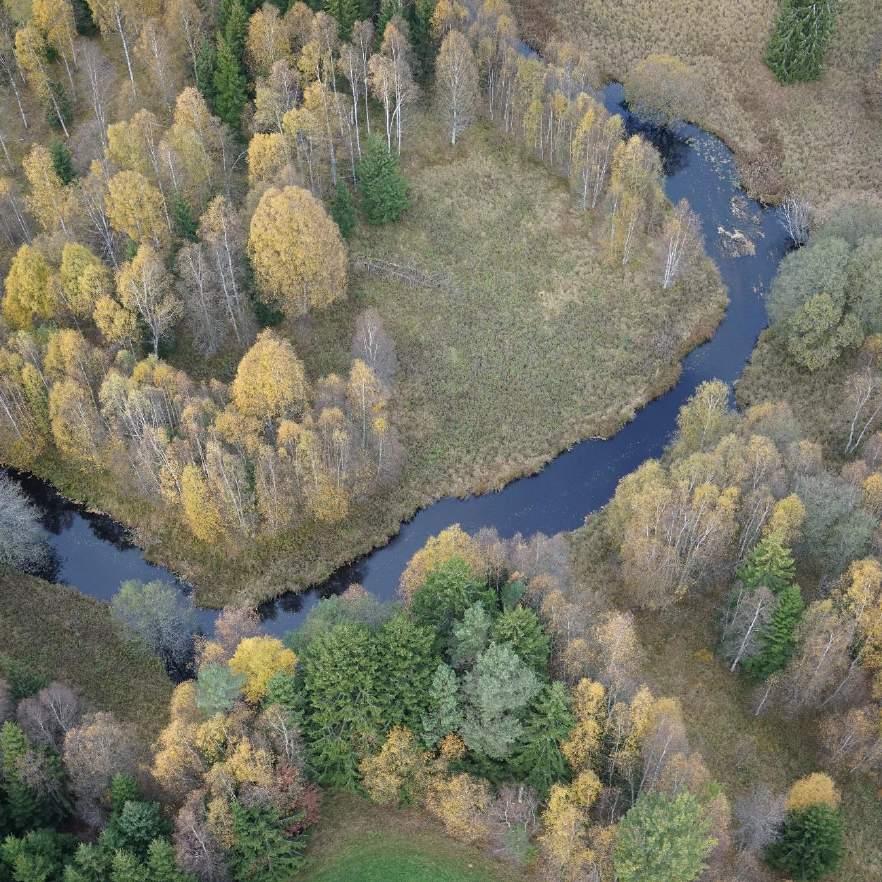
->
[516,0,882,209]
[569,523,882,882]
[296,792,528,882]
[0,570,172,739]
[19,112,724,607]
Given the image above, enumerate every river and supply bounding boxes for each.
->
[2,83,791,638]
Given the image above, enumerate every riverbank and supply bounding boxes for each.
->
[514,0,882,211]
[0,571,172,739]
[5,108,727,609]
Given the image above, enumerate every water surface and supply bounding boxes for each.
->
[3,84,790,637]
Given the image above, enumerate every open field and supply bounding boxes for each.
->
[21,112,725,607]
[296,792,529,882]
[0,571,173,739]
[515,0,882,210]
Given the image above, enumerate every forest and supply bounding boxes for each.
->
[1,0,882,880]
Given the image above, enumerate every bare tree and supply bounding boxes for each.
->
[662,198,702,288]
[0,473,51,574]
[719,586,775,672]
[17,683,82,749]
[63,711,145,826]
[80,43,115,152]
[733,785,786,853]
[351,308,397,384]
[778,195,812,246]
[843,365,882,455]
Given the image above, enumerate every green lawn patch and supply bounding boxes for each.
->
[297,793,525,882]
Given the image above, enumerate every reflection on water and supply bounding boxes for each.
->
[2,83,790,639]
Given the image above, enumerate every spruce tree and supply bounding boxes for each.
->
[0,722,42,832]
[230,802,305,882]
[737,533,796,594]
[324,0,361,39]
[421,663,463,746]
[744,584,804,679]
[357,135,409,225]
[767,804,844,881]
[195,38,217,104]
[375,613,439,730]
[376,0,403,40]
[213,36,248,129]
[173,196,198,241]
[511,682,574,794]
[330,180,356,238]
[49,140,76,184]
[766,0,838,83]
[222,0,249,62]
[490,606,551,675]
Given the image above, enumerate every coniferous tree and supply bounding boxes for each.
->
[173,196,198,241]
[737,533,796,594]
[491,606,551,675]
[744,584,805,679]
[375,613,439,730]
[195,37,217,104]
[767,804,844,880]
[512,682,574,794]
[421,663,463,746]
[213,36,248,128]
[49,140,76,184]
[766,0,838,83]
[230,802,305,882]
[356,135,409,224]
[330,180,356,238]
[324,0,360,39]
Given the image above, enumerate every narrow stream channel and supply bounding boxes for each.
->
[2,84,792,637]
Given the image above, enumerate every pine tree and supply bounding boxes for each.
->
[744,584,805,679]
[512,682,574,794]
[49,139,76,184]
[766,0,838,83]
[356,135,409,225]
[213,35,248,129]
[330,180,356,239]
[767,804,844,881]
[737,533,796,594]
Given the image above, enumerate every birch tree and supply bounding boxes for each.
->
[117,244,182,355]
[662,198,702,289]
[435,30,479,145]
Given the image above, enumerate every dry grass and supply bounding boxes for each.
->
[0,570,173,739]
[516,0,882,209]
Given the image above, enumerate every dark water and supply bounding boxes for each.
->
[2,84,790,638]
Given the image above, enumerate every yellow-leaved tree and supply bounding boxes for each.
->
[247,185,347,320]
[230,330,310,425]
[786,773,841,812]
[229,636,297,703]
[2,244,55,329]
[399,524,486,601]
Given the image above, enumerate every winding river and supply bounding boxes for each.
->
[2,84,792,637]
